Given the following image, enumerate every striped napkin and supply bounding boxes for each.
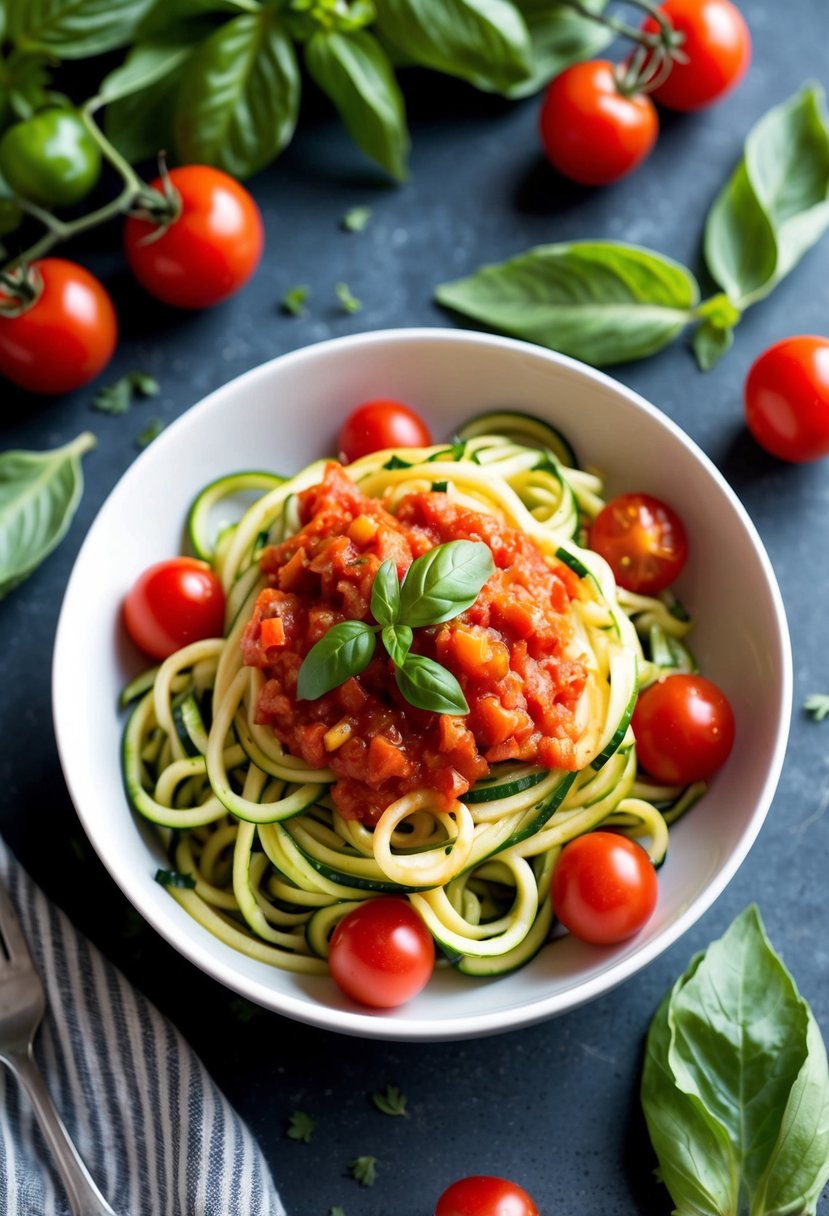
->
[0,838,285,1216]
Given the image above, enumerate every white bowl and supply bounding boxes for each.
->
[53,329,792,1041]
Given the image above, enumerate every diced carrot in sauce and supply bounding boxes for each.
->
[241,463,588,825]
[260,616,285,648]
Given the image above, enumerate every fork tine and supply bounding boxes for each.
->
[0,875,34,967]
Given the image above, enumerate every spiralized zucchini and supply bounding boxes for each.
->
[121,420,701,982]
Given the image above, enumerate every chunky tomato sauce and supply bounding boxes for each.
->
[242,464,588,824]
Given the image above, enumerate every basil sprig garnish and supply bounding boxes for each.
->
[436,83,829,372]
[642,906,829,1216]
[296,539,494,714]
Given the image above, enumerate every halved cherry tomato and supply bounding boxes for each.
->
[338,399,432,463]
[328,897,434,1008]
[124,558,226,660]
[124,166,263,309]
[551,832,658,945]
[435,1175,540,1216]
[589,492,688,595]
[539,60,658,187]
[744,336,829,463]
[0,258,116,395]
[644,0,751,112]
[632,673,735,785]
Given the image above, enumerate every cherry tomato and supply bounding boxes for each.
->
[435,1175,540,1216]
[0,108,101,208]
[589,492,688,595]
[338,399,432,463]
[551,832,658,945]
[124,558,226,660]
[327,897,434,1008]
[632,673,735,785]
[539,60,658,187]
[644,0,751,112]
[123,166,264,309]
[744,336,829,463]
[0,258,117,395]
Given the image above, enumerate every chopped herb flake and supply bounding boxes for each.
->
[348,1156,377,1187]
[372,1084,408,1117]
[335,282,362,314]
[136,418,165,449]
[383,454,412,470]
[154,868,196,889]
[286,1110,315,1142]
[281,285,310,317]
[330,1208,346,1216]
[341,205,372,233]
[431,480,448,492]
[92,371,159,415]
[805,693,829,721]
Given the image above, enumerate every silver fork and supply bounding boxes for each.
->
[0,875,120,1216]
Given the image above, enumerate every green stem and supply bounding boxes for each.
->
[79,103,147,195]
[558,0,663,49]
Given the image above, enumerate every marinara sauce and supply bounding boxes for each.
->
[242,464,588,824]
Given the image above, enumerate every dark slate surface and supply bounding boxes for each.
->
[1,4,828,1212]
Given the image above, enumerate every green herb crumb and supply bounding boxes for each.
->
[136,418,165,449]
[372,1084,408,1117]
[335,282,362,314]
[805,693,829,721]
[92,371,159,415]
[281,285,310,317]
[341,206,372,233]
[348,1156,377,1187]
[286,1110,316,1143]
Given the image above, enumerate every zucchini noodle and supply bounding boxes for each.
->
[121,412,702,982]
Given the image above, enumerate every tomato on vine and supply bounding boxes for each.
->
[552,832,658,945]
[539,60,658,187]
[632,673,735,784]
[744,336,829,463]
[0,109,102,209]
[435,1175,540,1216]
[124,166,264,310]
[0,258,117,395]
[643,0,751,111]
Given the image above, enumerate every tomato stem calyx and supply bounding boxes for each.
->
[0,263,42,316]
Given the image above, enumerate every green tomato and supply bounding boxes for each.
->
[0,109,102,208]
[0,197,22,237]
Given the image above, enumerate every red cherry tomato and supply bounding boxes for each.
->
[589,492,688,595]
[632,673,735,785]
[551,832,658,945]
[338,399,432,463]
[644,0,751,112]
[744,336,829,463]
[124,166,264,309]
[328,897,434,1008]
[124,558,226,660]
[0,258,116,395]
[435,1175,540,1216]
[539,60,658,187]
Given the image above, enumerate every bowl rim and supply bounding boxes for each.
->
[52,327,793,1041]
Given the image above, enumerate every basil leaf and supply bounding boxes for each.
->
[0,432,95,598]
[398,540,494,628]
[7,0,155,58]
[395,654,469,714]
[373,0,533,94]
[506,0,613,100]
[692,315,735,372]
[97,35,197,105]
[174,12,300,178]
[370,559,401,627]
[705,84,829,309]
[436,242,699,367]
[382,624,412,667]
[305,29,409,181]
[297,620,376,701]
[642,906,829,1216]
